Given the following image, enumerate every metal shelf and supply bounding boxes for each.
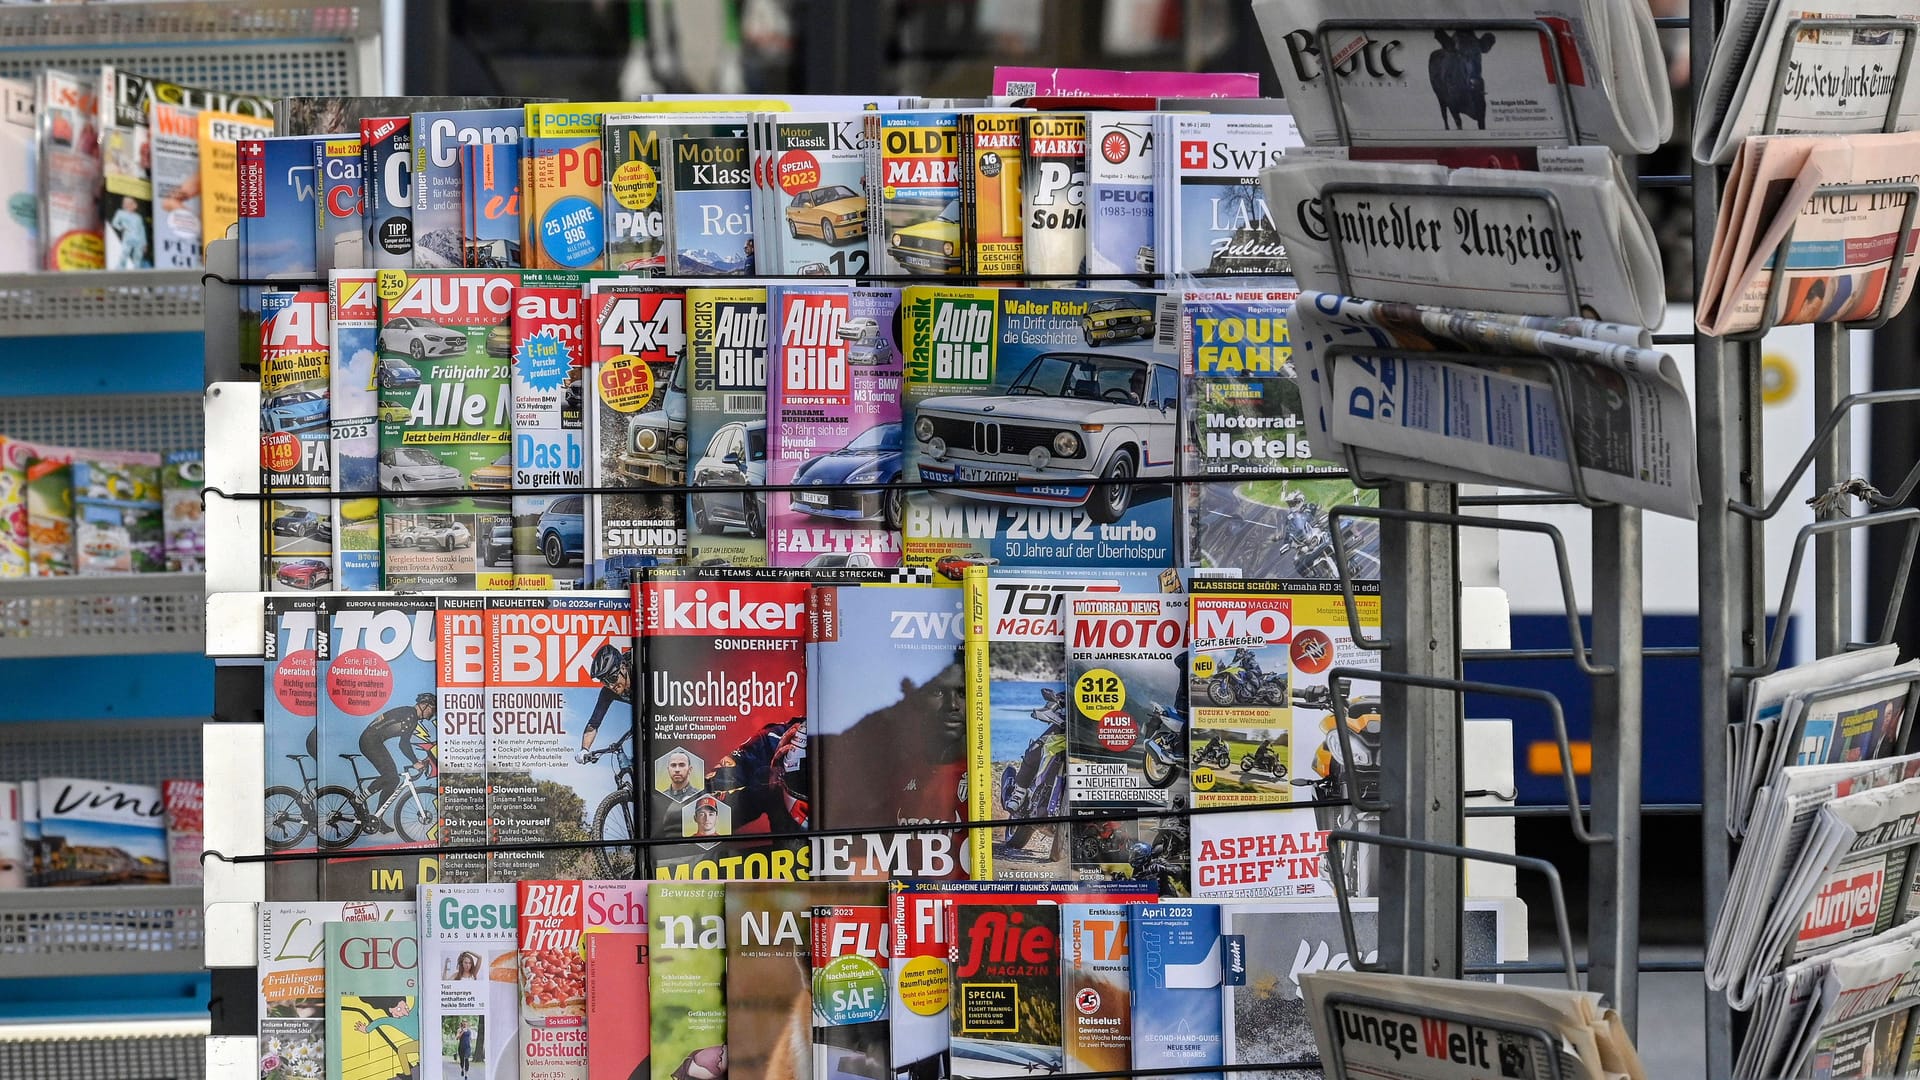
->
[0,574,205,657]
[1,1020,207,1080]
[0,885,204,977]
[0,0,378,46]
[0,271,204,339]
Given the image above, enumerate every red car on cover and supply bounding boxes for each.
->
[275,558,332,589]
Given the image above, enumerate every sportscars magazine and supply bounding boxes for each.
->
[685,285,771,568]
[901,287,1178,571]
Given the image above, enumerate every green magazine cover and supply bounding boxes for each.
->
[648,882,727,1080]
[324,919,422,1080]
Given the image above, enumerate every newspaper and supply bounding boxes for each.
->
[1261,158,1666,327]
[1250,0,1672,154]
[1697,131,1920,335]
[1288,292,1700,518]
[1727,646,1902,836]
[1738,920,1920,1080]
[1301,970,1647,1080]
[1696,0,1920,165]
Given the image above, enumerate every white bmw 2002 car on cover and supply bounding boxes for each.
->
[912,350,1178,523]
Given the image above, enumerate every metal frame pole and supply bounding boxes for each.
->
[1813,322,1853,654]
[1588,506,1643,1033]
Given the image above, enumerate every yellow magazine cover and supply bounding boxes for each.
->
[196,109,273,249]
[962,112,1023,277]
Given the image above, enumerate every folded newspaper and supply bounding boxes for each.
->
[1696,0,1920,165]
[1697,131,1920,335]
[1287,291,1700,518]
[1302,970,1647,1080]
[1736,919,1920,1080]
[1261,157,1666,327]
[1250,0,1673,154]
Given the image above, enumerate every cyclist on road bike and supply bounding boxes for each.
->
[577,643,634,758]
[360,692,435,829]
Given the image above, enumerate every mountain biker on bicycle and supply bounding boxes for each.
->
[576,643,634,758]
[361,692,435,830]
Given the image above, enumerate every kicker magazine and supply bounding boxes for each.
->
[901,286,1177,571]
[765,112,870,276]
[329,269,383,591]
[264,597,321,899]
[1086,111,1155,277]
[417,883,520,1080]
[638,576,810,880]
[959,112,1024,277]
[360,116,413,268]
[871,111,961,277]
[585,284,690,587]
[375,269,517,591]
[1021,113,1088,278]
[435,596,487,884]
[685,285,771,567]
[483,593,634,882]
[38,70,102,271]
[412,108,523,268]
[260,289,335,593]
[765,285,905,569]
[809,584,969,881]
[509,285,589,588]
[314,135,363,272]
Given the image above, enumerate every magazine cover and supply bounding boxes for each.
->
[810,584,969,881]
[34,778,166,886]
[949,900,1063,1079]
[648,882,728,1080]
[1186,579,1292,809]
[1061,902,1131,1076]
[0,77,33,272]
[1086,112,1155,277]
[238,136,324,359]
[509,285,588,588]
[99,67,273,270]
[329,269,383,591]
[585,907,649,1080]
[664,134,753,275]
[727,881,879,1080]
[1129,902,1222,1080]
[24,450,76,577]
[360,117,412,268]
[901,286,1178,571]
[483,593,634,882]
[38,69,103,270]
[600,111,752,271]
[1158,113,1295,277]
[766,112,869,276]
[638,575,810,880]
[261,289,335,592]
[765,285,905,569]
[198,110,275,250]
[515,880,588,1080]
[375,269,516,591]
[872,111,961,276]
[585,285,689,587]
[412,108,523,268]
[148,101,201,269]
[319,596,441,901]
[325,919,423,1080]
[162,780,201,886]
[258,900,412,1080]
[458,140,521,267]
[279,96,543,138]
[1021,113,1087,278]
[264,596,322,900]
[313,135,363,273]
[161,449,205,572]
[959,112,1024,277]
[70,450,163,575]
[418,883,520,1080]
[685,284,770,567]
[0,783,21,889]
[523,101,628,270]
[0,437,34,577]
[436,597,487,885]
[811,902,891,1080]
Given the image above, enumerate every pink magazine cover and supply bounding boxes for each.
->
[584,882,648,1080]
[765,285,904,568]
[992,66,1259,98]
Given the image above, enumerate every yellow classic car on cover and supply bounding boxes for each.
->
[785,184,866,244]
[888,200,962,274]
[1081,295,1156,346]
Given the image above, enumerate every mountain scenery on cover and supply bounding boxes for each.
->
[413,108,522,269]
[586,285,690,587]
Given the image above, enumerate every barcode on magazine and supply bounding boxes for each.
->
[723,392,766,413]
[1155,294,1180,350]
[1004,81,1038,97]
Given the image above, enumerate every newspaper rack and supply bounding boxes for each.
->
[1761,18,1919,137]
[1318,992,1574,1080]
[1723,182,1920,342]
[1738,507,1920,677]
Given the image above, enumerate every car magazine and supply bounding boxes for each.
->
[647,882,727,1080]
[509,285,588,588]
[0,77,33,273]
[726,881,879,1080]
[584,900,649,1080]
[38,69,103,271]
[375,269,517,591]
[260,289,335,593]
[1064,593,1190,888]
[523,101,636,270]
[33,777,166,886]
[257,900,412,1080]
[459,140,522,268]
[418,883,520,1080]
[515,879,589,1080]
[871,110,961,277]
[1130,902,1224,1080]
[810,901,891,1080]
[765,285,906,570]
[901,286,1178,571]
[314,135,364,272]
[809,584,968,881]
[328,269,382,591]
[637,575,810,880]
[949,899,1063,1079]
[148,101,201,269]
[161,449,205,572]
[585,284,690,587]
[601,113,747,272]
[1086,112,1155,277]
[197,109,274,252]
[766,112,870,277]
[237,136,325,358]
[482,593,635,882]
[318,596,440,901]
[360,116,413,268]
[1154,112,1295,278]
[70,449,163,575]
[1021,113,1088,278]
[685,284,770,567]
[1061,902,1132,1075]
[959,111,1024,277]
[412,108,523,269]
[24,449,75,577]
[664,134,753,276]
[325,918,423,1080]
[264,597,321,899]
[435,597,487,884]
